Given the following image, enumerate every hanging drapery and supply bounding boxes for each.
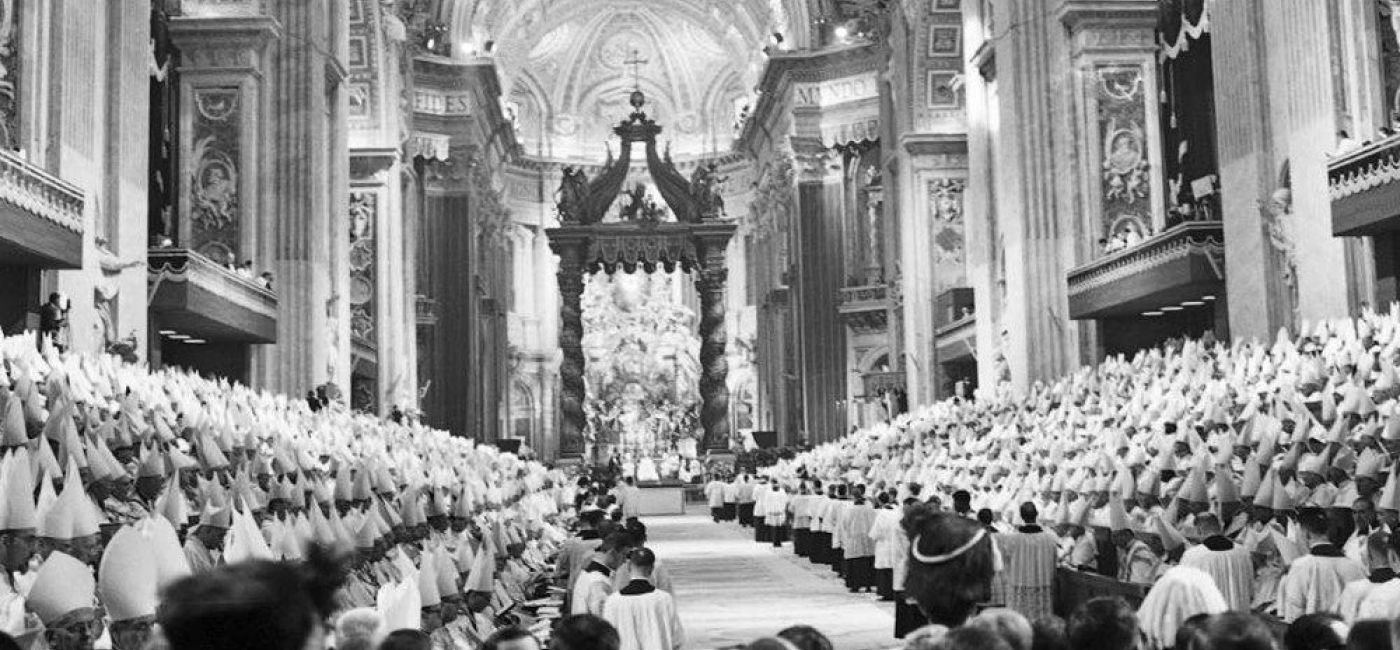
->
[1157,0,1218,222]
[1157,0,1209,62]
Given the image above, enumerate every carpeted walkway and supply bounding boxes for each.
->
[645,514,896,650]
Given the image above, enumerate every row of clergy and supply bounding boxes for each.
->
[0,332,578,649]
[748,308,1400,624]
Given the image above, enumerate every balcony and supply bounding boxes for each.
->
[416,295,439,326]
[148,249,277,343]
[861,370,906,397]
[935,288,974,330]
[1330,135,1400,236]
[839,283,892,334]
[0,149,85,268]
[1067,221,1224,320]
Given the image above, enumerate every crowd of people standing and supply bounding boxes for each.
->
[707,307,1400,650]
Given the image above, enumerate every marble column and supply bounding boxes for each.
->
[249,0,350,396]
[986,0,1082,389]
[792,141,848,443]
[1208,0,1356,338]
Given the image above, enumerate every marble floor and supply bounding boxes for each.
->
[646,514,897,650]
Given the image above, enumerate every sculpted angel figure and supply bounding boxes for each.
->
[689,163,727,217]
[555,165,590,222]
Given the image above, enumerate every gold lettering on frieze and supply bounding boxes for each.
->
[413,89,474,117]
[794,72,880,108]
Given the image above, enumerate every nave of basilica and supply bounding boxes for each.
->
[3,0,1400,649]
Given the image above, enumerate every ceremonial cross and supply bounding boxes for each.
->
[624,49,649,90]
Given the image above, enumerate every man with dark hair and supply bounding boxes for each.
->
[1277,507,1365,622]
[777,625,834,650]
[996,502,1058,620]
[549,614,620,650]
[482,626,542,650]
[1188,612,1276,650]
[1337,530,1400,622]
[841,484,879,593]
[37,293,66,352]
[570,531,633,616]
[600,547,683,650]
[617,477,641,522]
[557,509,606,611]
[952,490,973,518]
[1283,612,1348,650]
[158,546,346,650]
[936,626,1015,650]
[378,629,432,650]
[1179,512,1254,611]
[736,475,756,527]
[1065,597,1140,650]
[704,475,725,522]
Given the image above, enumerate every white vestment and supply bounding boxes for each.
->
[1352,578,1400,622]
[602,588,685,650]
[1179,543,1255,611]
[570,568,614,616]
[1275,550,1367,622]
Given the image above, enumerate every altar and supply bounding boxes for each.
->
[635,482,687,516]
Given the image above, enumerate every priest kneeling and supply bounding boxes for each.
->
[601,547,683,650]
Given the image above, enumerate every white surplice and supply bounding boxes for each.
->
[1179,541,1255,612]
[1275,548,1367,622]
[602,587,685,650]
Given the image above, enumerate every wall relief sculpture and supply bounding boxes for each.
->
[0,0,19,151]
[349,191,378,345]
[930,178,967,286]
[1094,66,1153,242]
[745,152,795,240]
[188,88,242,262]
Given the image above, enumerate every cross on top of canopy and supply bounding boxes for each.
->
[443,0,814,160]
[554,91,728,229]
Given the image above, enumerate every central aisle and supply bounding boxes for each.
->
[646,515,897,650]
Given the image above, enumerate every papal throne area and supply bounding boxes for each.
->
[1,1,1400,650]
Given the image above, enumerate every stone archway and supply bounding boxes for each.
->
[547,92,736,462]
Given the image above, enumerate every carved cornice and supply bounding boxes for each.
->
[738,43,881,153]
[350,147,400,181]
[1057,0,1157,57]
[169,15,282,74]
[1056,0,1157,31]
[179,0,267,18]
[901,133,969,158]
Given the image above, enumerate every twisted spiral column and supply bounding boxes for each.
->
[556,249,587,458]
[695,251,731,451]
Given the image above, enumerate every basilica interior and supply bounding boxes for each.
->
[1,0,1395,463]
